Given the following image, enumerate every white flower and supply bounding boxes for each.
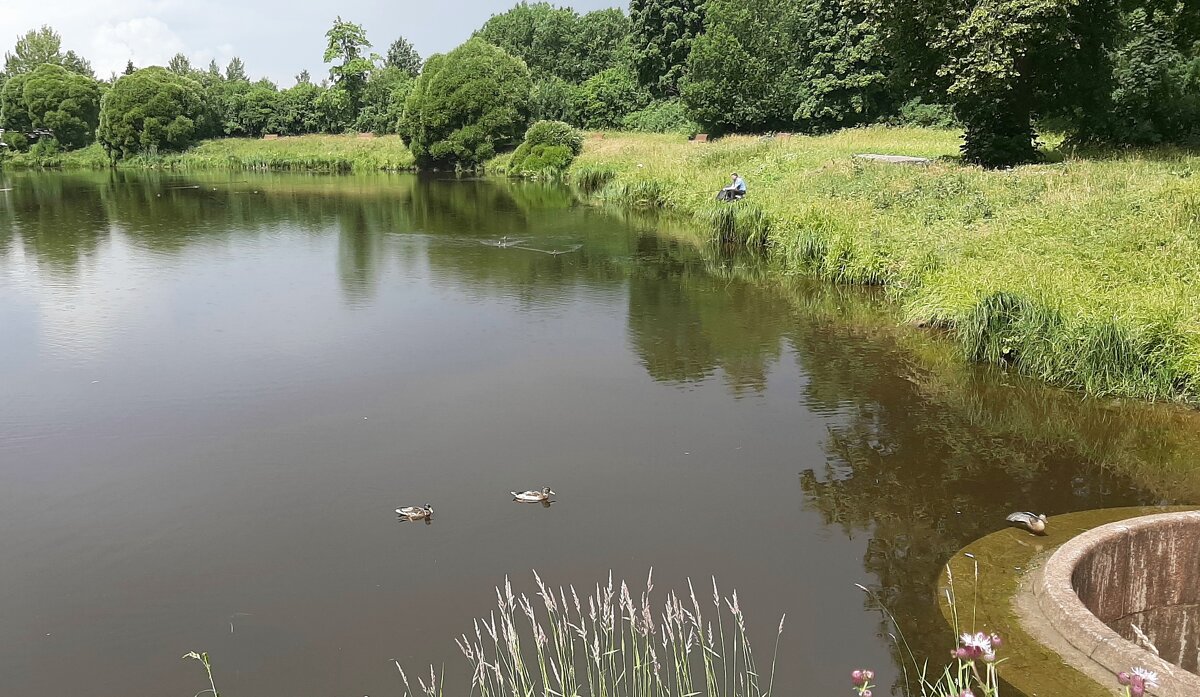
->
[1131,667,1159,686]
[960,632,993,653]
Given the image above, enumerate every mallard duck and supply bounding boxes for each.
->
[396,504,434,520]
[511,487,555,503]
[1006,511,1048,535]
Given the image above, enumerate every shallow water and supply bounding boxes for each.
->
[1,170,1197,697]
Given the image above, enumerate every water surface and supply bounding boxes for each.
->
[1,171,1197,696]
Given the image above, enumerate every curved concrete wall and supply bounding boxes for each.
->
[1035,511,1200,696]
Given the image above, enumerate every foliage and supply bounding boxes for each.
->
[682,0,806,133]
[476,2,629,83]
[892,98,958,128]
[167,53,193,75]
[354,66,414,134]
[0,73,34,149]
[385,37,422,77]
[21,64,102,149]
[271,82,324,135]
[529,76,578,122]
[621,98,699,135]
[3,25,93,79]
[629,0,706,97]
[225,57,248,83]
[401,39,532,166]
[572,66,651,130]
[324,17,374,110]
[791,0,896,133]
[509,119,583,173]
[97,67,209,159]
[223,84,279,137]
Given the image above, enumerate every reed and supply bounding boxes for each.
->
[398,570,783,697]
[569,128,1200,404]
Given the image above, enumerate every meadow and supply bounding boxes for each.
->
[569,128,1200,404]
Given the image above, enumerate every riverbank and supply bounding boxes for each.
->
[569,128,1200,404]
[0,135,415,172]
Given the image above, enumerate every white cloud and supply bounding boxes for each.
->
[90,17,185,76]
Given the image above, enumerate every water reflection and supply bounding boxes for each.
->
[1,171,1197,697]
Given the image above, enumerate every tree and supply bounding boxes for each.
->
[681,0,808,133]
[791,0,896,132]
[386,37,422,76]
[354,66,414,133]
[401,38,532,166]
[629,0,706,97]
[21,63,102,149]
[225,57,248,82]
[0,73,34,149]
[168,53,193,75]
[476,3,627,84]
[529,76,578,122]
[3,25,94,78]
[572,66,651,129]
[272,82,324,134]
[97,67,209,159]
[123,60,137,76]
[324,17,374,111]
[296,69,312,85]
[225,83,279,136]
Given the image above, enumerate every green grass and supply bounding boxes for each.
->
[0,134,415,172]
[569,128,1200,404]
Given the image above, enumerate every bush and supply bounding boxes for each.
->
[401,38,532,167]
[0,73,34,149]
[621,99,700,135]
[893,98,959,129]
[97,67,208,159]
[508,119,583,174]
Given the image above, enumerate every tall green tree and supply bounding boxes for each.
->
[572,66,651,129]
[476,3,628,84]
[354,66,414,133]
[681,0,807,133]
[0,73,34,149]
[21,63,102,149]
[401,38,532,166]
[324,17,374,111]
[3,25,94,79]
[629,0,706,97]
[385,37,422,76]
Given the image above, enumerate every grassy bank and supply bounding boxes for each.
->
[569,128,1200,404]
[0,135,415,172]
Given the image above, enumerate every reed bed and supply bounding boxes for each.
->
[569,128,1200,403]
[395,570,783,697]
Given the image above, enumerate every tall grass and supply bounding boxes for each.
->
[570,129,1200,403]
[401,570,783,697]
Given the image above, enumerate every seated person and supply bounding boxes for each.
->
[716,172,747,201]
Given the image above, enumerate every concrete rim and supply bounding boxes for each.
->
[1034,510,1200,696]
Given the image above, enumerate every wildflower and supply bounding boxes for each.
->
[958,691,975,697]
[989,632,1002,648]
[1131,667,1158,687]
[1117,672,1131,686]
[852,670,864,685]
[957,632,994,660]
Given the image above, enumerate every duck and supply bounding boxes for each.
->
[396,504,434,521]
[511,487,555,503]
[1006,511,1048,535]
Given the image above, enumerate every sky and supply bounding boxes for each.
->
[3,0,626,84]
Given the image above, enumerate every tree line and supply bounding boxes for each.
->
[2,1,1199,168]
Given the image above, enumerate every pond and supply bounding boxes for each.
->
[1,171,1197,697]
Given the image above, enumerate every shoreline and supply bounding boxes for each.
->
[566,128,1200,406]
[6,128,1199,406]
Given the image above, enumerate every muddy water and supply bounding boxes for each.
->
[1,171,1196,697]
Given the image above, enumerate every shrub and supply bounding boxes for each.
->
[508,119,583,174]
[401,39,532,167]
[621,99,700,135]
[97,67,208,159]
[893,98,959,129]
[20,64,102,150]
